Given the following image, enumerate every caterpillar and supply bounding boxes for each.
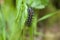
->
[26,7,34,26]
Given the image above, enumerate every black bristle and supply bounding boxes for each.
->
[26,7,34,26]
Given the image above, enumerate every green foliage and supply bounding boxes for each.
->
[0,6,6,40]
[38,12,56,22]
[26,0,49,9]
[0,0,56,40]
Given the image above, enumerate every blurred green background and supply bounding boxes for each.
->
[0,0,60,40]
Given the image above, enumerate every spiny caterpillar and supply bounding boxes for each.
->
[26,7,34,26]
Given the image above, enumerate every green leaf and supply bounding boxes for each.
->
[38,12,56,22]
[9,0,28,40]
[0,8,6,40]
[26,0,49,9]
